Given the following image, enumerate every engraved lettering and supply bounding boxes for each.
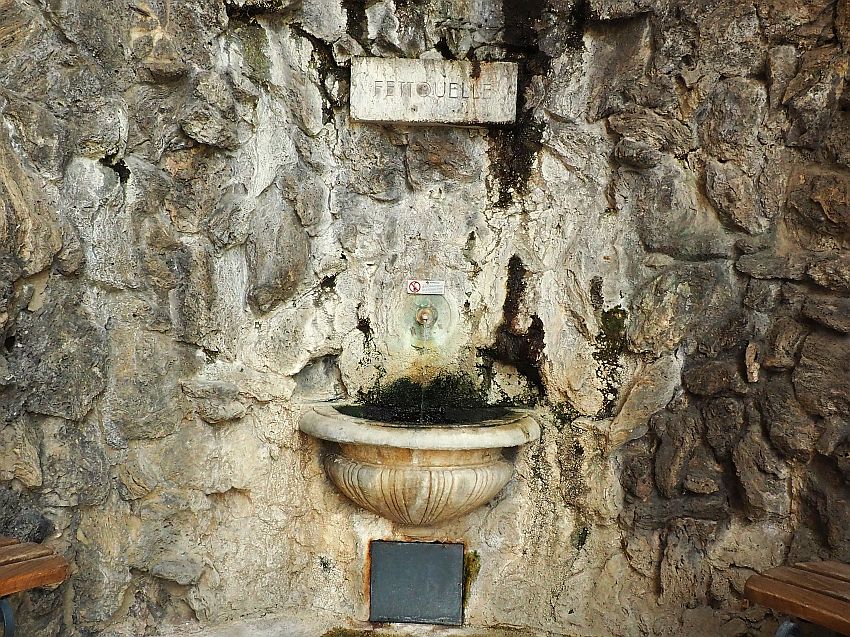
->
[371,79,495,101]
[350,58,517,124]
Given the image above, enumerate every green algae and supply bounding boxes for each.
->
[348,373,503,425]
[463,550,481,606]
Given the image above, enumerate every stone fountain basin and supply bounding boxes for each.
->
[299,404,540,526]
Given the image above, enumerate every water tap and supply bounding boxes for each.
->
[412,301,439,346]
[416,305,438,327]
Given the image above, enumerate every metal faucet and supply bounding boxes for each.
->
[413,301,438,343]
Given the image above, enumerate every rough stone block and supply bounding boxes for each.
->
[762,316,809,369]
[761,377,820,460]
[732,420,790,520]
[705,159,764,234]
[682,360,747,397]
[786,166,850,244]
[8,283,107,421]
[703,397,745,460]
[802,294,850,333]
[808,255,850,292]
[783,46,849,149]
[793,331,850,418]
[651,408,701,499]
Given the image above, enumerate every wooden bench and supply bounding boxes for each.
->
[0,537,69,637]
[745,561,850,636]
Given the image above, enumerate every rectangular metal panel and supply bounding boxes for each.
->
[369,540,464,625]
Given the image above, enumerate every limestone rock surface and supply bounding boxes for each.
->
[1,1,849,636]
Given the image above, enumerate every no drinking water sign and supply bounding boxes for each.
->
[406,280,446,295]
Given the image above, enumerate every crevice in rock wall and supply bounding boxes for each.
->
[290,24,349,124]
[340,0,368,50]
[225,2,299,22]
[434,37,454,60]
[98,157,130,184]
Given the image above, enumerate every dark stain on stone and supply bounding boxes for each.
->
[488,0,594,207]
[341,0,368,49]
[435,37,454,60]
[226,4,262,22]
[226,1,300,22]
[487,120,545,209]
[504,254,527,319]
[320,274,337,290]
[593,305,628,418]
[356,313,372,344]
[596,306,628,360]
[566,0,594,50]
[571,525,589,550]
[0,487,52,543]
[479,256,546,394]
[551,400,582,428]
[99,157,130,183]
[502,0,546,48]
[589,276,604,311]
[556,422,589,505]
[463,550,481,607]
[487,0,549,208]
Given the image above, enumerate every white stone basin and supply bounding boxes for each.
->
[299,404,540,526]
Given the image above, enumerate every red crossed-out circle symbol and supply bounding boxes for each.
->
[407,280,421,293]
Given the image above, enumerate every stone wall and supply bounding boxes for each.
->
[0,0,848,635]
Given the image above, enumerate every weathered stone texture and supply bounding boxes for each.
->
[761,377,820,460]
[698,77,767,162]
[793,332,850,418]
[1,0,849,636]
[4,283,106,423]
[732,419,790,520]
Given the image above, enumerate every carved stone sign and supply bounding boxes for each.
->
[350,57,518,125]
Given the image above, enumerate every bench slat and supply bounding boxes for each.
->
[0,538,18,548]
[797,561,850,585]
[763,565,850,603]
[0,555,69,598]
[0,543,53,567]
[745,574,850,637]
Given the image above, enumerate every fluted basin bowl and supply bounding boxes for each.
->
[299,404,540,526]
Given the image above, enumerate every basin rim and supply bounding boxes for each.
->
[299,403,541,450]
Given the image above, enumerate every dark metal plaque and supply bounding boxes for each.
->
[369,540,464,625]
